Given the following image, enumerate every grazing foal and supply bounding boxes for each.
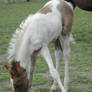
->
[5,0,74,92]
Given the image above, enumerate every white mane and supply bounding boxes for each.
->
[8,14,34,62]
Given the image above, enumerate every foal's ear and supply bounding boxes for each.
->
[5,64,12,71]
[15,62,20,68]
[15,61,26,72]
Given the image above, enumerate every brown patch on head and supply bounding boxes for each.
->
[5,62,29,92]
[57,1,74,35]
[39,4,52,14]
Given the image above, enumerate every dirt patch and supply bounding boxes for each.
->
[0,54,7,63]
[0,79,10,86]
[71,83,91,88]
[79,72,92,78]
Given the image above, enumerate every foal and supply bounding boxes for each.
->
[5,0,74,92]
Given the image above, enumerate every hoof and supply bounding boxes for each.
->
[51,85,57,91]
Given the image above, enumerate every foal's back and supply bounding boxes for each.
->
[23,0,73,48]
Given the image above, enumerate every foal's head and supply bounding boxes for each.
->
[5,62,29,92]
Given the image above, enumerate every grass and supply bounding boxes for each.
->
[35,57,48,73]
[37,88,50,92]
[32,74,52,86]
[69,88,87,92]
[0,86,13,92]
[0,0,92,92]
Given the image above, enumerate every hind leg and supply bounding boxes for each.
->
[40,46,66,92]
[63,36,71,91]
[51,39,63,91]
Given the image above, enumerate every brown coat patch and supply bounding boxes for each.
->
[57,1,74,35]
[5,62,29,92]
[39,4,52,14]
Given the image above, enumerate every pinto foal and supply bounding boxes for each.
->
[5,0,74,92]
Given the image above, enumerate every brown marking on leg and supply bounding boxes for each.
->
[39,4,52,14]
[5,62,29,92]
[29,49,41,88]
[57,1,74,36]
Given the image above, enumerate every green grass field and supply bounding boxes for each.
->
[0,0,92,92]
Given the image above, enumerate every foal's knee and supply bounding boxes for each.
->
[50,68,59,80]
